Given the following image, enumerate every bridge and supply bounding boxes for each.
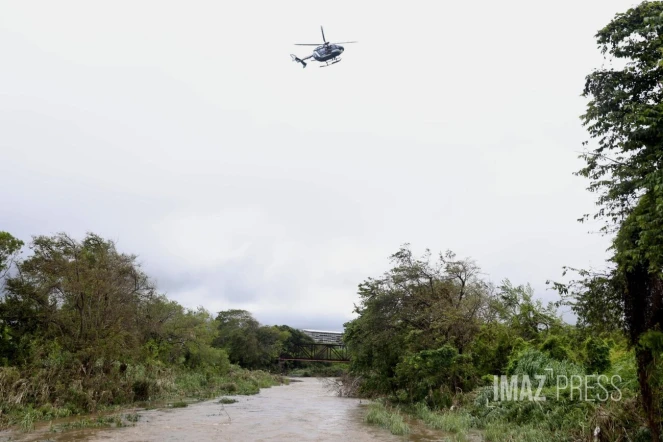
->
[278,329,349,363]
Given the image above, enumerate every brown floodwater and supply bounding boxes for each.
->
[0,378,474,441]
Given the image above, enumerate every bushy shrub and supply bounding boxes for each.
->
[540,336,570,361]
[583,337,611,374]
[394,345,478,407]
[506,348,584,387]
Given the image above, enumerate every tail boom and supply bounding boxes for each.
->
[290,54,307,68]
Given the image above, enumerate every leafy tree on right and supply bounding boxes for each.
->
[577,2,663,439]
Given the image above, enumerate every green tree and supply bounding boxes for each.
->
[0,231,239,414]
[578,2,663,438]
[275,325,314,353]
[1,232,158,371]
[468,322,515,375]
[214,309,261,368]
[213,309,287,369]
[548,267,624,335]
[470,280,565,375]
[0,232,23,364]
[394,345,477,407]
[140,300,229,372]
[273,325,315,371]
[496,279,560,342]
[344,245,491,397]
[0,231,23,282]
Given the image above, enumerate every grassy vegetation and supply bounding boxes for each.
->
[0,364,286,432]
[412,403,472,433]
[364,399,584,442]
[50,414,126,432]
[43,413,140,434]
[287,362,349,378]
[363,402,410,436]
[125,412,141,422]
[170,365,285,398]
[359,346,654,441]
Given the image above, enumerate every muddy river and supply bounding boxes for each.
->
[1,378,468,441]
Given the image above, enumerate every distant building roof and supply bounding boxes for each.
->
[300,329,344,344]
[301,329,343,334]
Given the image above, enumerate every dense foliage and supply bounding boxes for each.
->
[575,1,663,439]
[0,231,296,430]
[343,246,566,404]
[344,246,646,440]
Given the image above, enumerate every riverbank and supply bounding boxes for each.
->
[0,365,286,434]
[362,383,644,442]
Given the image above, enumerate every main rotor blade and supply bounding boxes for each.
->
[331,41,357,44]
[321,26,326,43]
[294,43,323,46]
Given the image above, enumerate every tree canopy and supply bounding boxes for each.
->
[577,3,663,438]
[0,232,23,282]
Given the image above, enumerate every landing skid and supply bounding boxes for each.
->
[320,58,341,67]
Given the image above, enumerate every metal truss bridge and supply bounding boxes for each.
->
[279,343,349,363]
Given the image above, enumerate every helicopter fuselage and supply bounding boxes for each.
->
[313,44,344,62]
[291,27,355,68]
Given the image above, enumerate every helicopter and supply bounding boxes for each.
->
[290,26,357,68]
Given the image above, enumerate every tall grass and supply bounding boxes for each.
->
[364,402,410,435]
[383,347,648,441]
[0,364,286,432]
[483,422,556,442]
[412,403,472,433]
[507,348,585,387]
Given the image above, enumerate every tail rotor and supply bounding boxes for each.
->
[290,54,307,68]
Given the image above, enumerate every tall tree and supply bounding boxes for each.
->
[2,232,158,372]
[0,232,23,363]
[496,279,560,341]
[579,1,663,234]
[549,267,624,335]
[579,2,663,438]
[213,309,287,369]
[344,245,491,397]
[0,232,23,282]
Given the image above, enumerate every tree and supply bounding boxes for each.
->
[140,300,229,372]
[273,325,315,371]
[394,344,476,407]
[579,2,663,438]
[344,245,492,397]
[496,279,560,341]
[213,309,287,369]
[579,1,663,234]
[470,280,566,375]
[0,232,23,283]
[214,309,261,368]
[0,232,23,364]
[1,232,158,371]
[275,325,314,354]
[548,267,624,335]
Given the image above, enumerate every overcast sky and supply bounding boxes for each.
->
[0,0,637,330]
